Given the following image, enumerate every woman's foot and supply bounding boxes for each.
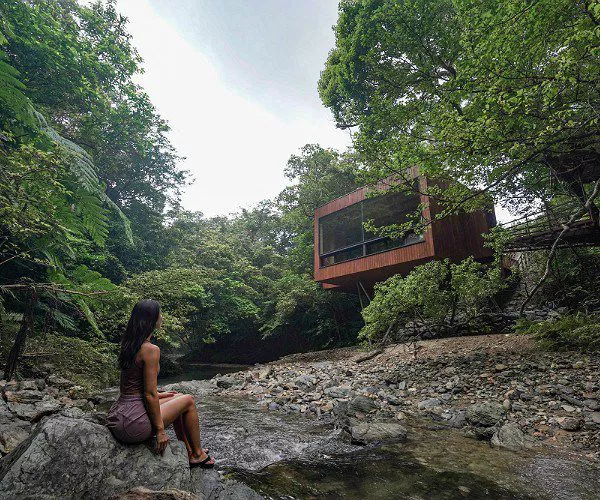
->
[189,450,215,468]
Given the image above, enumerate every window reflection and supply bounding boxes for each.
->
[318,188,424,267]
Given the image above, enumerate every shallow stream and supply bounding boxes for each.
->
[164,375,599,500]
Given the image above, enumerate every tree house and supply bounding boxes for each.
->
[313,173,496,292]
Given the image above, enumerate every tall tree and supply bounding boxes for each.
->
[319,0,599,222]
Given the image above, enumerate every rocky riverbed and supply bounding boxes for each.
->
[211,334,600,461]
[1,333,599,499]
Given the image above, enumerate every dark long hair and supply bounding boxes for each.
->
[119,299,161,369]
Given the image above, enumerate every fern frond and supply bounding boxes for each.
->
[101,193,133,244]
[34,110,99,191]
[0,48,36,129]
[75,297,102,337]
[33,110,133,245]
[74,191,109,246]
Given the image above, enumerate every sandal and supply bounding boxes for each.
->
[190,454,215,469]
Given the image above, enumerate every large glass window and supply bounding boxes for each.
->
[319,202,363,255]
[318,189,423,267]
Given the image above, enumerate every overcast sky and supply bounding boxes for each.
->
[115,0,349,217]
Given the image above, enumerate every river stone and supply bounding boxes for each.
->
[466,403,505,427]
[110,487,199,499]
[417,398,441,410]
[7,396,62,422]
[191,469,263,500]
[294,375,316,390]
[0,399,32,455]
[350,422,408,444]
[0,415,191,498]
[324,386,351,398]
[491,423,526,451]
[348,395,377,415]
[216,376,237,389]
[558,417,582,431]
[257,366,273,381]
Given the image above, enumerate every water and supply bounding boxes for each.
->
[159,362,248,385]
[163,380,600,500]
[233,449,533,499]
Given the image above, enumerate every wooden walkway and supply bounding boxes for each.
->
[500,202,600,251]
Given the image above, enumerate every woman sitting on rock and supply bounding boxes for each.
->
[106,299,215,468]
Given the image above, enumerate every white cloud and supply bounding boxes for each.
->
[115,0,349,216]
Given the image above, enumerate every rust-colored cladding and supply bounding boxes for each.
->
[313,175,494,291]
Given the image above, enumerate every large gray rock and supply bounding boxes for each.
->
[491,423,526,451]
[0,414,263,500]
[0,415,191,499]
[466,403,505,427]
[350,422,408,444]
[7,396,62,422]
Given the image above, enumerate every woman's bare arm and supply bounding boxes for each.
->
[141,343,168,453]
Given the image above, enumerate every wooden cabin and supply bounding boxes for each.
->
[313,173,496,292]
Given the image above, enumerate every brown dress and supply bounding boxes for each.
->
[106,353,154,444]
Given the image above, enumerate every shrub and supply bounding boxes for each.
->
[23,334,119,390]
[359,257,508,343]
[516,314,600,352]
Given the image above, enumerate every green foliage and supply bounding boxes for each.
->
[276,144,359,273]
[320,0,599,221]
[518,247,600,311]
[360,258,507,343]
[0,39,35,130]
[120,267,260,348]
[25,334,119,390]
[260,273,360,347]
[516,314,600,352]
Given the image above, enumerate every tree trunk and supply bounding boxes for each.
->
[3,288,36,381]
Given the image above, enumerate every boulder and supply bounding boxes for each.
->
[347,395,377,415]
[46,374,73,389]
[0,414,263,500]
[0,415,191,499]
[6,396,62,422]
[0,418,31,455]
[350,422,408,444]
[491,423,526,451]
[465,403,505,427]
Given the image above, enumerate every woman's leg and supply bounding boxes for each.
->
[160,395,208,456]
[173,415,192,454]
[159,395,214,464]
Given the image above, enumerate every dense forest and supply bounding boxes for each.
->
[1,0,599,388]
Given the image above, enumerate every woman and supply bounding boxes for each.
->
[106,299,215,468]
